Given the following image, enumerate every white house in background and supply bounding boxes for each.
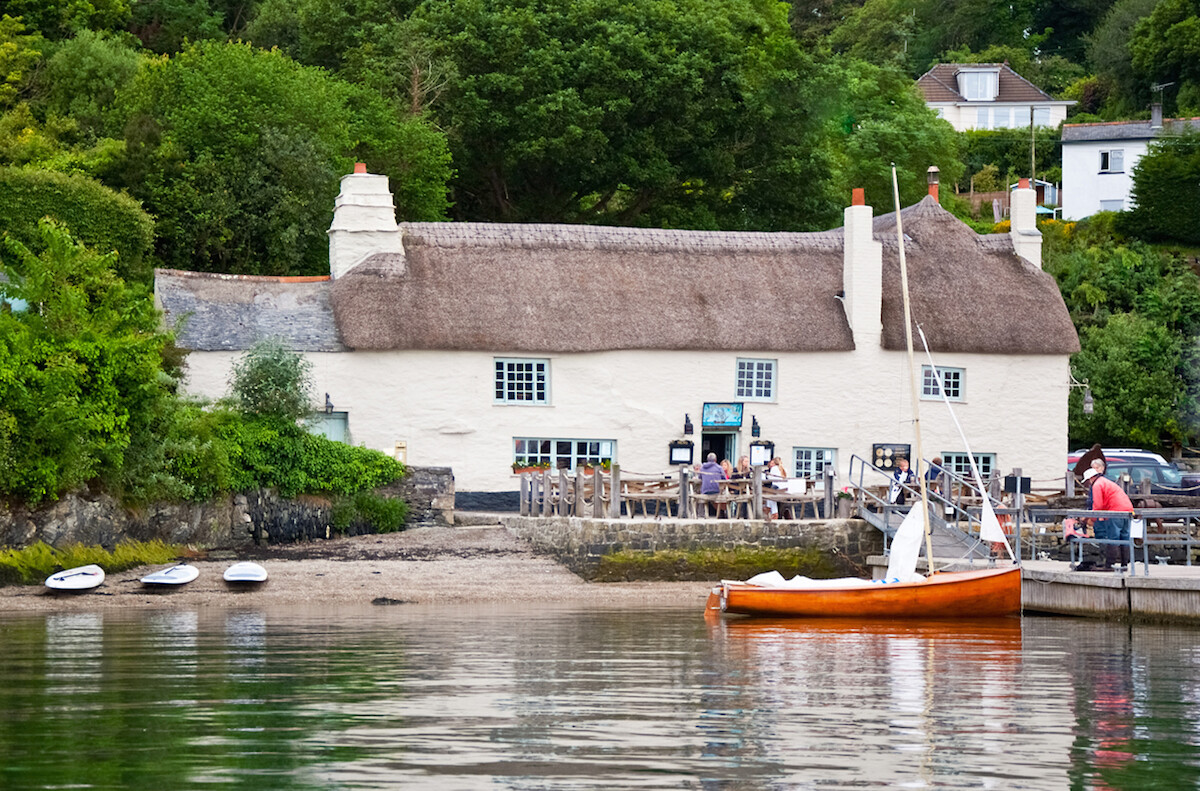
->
[155,168,1079,510]
[1061,108,1200,220]
[917,63,1073,132]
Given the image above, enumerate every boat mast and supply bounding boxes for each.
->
[891,164,937,574]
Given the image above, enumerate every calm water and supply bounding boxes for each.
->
[1,605,1198,790]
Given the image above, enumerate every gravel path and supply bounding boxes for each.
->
[0,525,712,613]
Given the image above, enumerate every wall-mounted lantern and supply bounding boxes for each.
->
[751,415,761,438]
[683,413,693,435]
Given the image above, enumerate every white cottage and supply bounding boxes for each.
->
[156,168,1079,509]
[1061,108,1200,220]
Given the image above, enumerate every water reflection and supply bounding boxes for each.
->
[0,608,1199,790]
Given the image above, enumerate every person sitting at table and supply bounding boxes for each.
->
[765,456,788,519]
[697,453,725,516]
[731,455,752,479]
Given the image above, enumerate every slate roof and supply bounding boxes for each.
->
[917,63,1064,104]
[154,271,344,352]
[1061,118,1200,143]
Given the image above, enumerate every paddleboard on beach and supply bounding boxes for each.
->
[223,561,267,585]
[140,564,199,586]
[45,564,105,592]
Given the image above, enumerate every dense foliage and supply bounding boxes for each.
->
[1119,132,1200,246]
[0,220,170,504]
[0,223,404,514]
[0,539,183,587]
[1042,218,1200,449]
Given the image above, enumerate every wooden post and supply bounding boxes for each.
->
[592,468,604,518]
[752,464,763,519]
[541,470,551,517]
[519,473,529,516]
[1012,467,1024,563]
[1066,471,1075,498]
[574,466,585,517]
[679,467,690,518]
[1140,477,1152,497]
[558,469,569,516]
[609,465,621,518]
[823,465,835,519]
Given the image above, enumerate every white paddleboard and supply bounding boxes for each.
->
[46,564,105,591]
[141,564,199,586]
[224,562,267,584]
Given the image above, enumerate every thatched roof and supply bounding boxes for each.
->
[872,197,1078,354]
[155,270,344,352]
[330,198,1077,355]
[156,199,1079,356]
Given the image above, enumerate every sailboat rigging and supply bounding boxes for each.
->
[704,168,1022,619]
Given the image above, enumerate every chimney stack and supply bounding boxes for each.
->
[1010,178,1042,268]
[842,189,883,347]
[327,164,405,279]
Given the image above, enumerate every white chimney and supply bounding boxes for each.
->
[327,163,405,279]
[1010,178,1042,268]
[842,188,883,347]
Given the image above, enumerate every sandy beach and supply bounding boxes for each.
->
[0,524,712,612]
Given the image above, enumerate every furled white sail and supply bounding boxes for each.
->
[885,502,927,582]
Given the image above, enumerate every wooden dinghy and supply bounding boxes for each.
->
[706,566,1021,620]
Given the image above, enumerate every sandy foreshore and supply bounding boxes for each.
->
[0,524,712,612]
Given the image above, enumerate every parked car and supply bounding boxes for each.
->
[1066,448,1200,496]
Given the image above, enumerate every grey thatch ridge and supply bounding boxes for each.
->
[399,222,845,252]
[154,269,345,352]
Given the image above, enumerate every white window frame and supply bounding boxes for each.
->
[976,106,990,129]
[513,438,615,470]
[735,358,776,401]
[959,70,998,101]
[793,447,836,480]
[1099,149,1124,173]
[942,452,995,479]
[1032,106,1051,126]
[494,358,549,405]
[921,365,964,401]
[1099,199,1125,212]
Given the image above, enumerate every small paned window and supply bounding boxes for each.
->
[942,452,995,479]
[960,71,997,101]
[921,366,964,401]
[736,358,776,401]
[494,358,548,404]
[513,438,615,470]
[1099,150,1124,173]
[793,447,836,480]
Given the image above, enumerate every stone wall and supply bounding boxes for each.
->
[501,515,883,574]
[0,466,456,549]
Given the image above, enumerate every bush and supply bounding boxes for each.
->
[0,166,154,283]
[330,491,408,534]
[1118,131,1200,246]
[228,339,314,422]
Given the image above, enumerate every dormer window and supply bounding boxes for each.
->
[958,69,998,101]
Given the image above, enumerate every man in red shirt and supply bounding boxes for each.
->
[1082,468,1134,568]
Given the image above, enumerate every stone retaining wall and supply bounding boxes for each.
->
[0,467,456,549]
[501,515,882,573]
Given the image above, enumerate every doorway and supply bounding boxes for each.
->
[701,432,736,465]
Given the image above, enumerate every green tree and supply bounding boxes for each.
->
[114,40,449,275]
[0,15,41,110]
[825,59,963,210]
[825,0,916,70]
[1129,0,1200,114]
[35,29,144,138]
[1085,0,1159,117]
[939,43,1085,96]
[0,0,130,38]
[228,338,314,422]
[1032,0,1118,64]
[130,0,226,54]
[402,0,836,229]
[1118,130,1200,245]
[0,220,172,504]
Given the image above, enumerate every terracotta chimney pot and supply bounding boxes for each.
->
[852,188,865,206]
[354,162,367,174]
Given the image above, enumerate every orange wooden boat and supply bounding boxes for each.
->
[705,566,1021,620]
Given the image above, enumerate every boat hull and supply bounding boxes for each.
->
[708,567,1021,619]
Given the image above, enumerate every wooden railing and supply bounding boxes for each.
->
[517,464,840,519]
